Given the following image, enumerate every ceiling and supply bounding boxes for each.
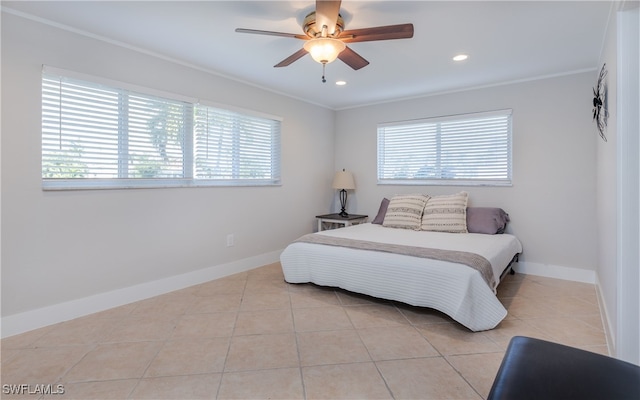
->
[3,1,613,110]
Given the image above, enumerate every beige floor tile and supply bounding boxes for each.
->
[292,306,354,332]
[358,325,439,360]
[62,342,161,382]
[297,330,371,366]
[525,275,597,296]
[1,325,56,350]
[2,345,92,384]
[524,317,607,347]
[446,352,506,399]
[224,333,299,372]
[482,318,554,350]
[246,262,284,279]
[33,317,116,347]
[505,279,566,298]
[541,295,602,317]
[573,289,600,306]
[289,287,340,308]
[186,294,243,314]
[217,368,304,399]
[234,309,293,335]
[42,379,138,399]
[377,357,481,399]
[574,313,607,331]
[239,291,291,311]
[144,337,230,377]
[503,296,564,319]
[302,362,392,399]
[130,374,221,399]
[172,312,237,339]
[104,316,178,342]
[343,304,410,329]
[244,277,291,294]
[1,348,21,364]
[416,323,502,356]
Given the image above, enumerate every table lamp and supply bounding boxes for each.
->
[332,169,356,217]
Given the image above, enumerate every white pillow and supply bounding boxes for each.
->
[382,194,430,230]
[421,192,469,233]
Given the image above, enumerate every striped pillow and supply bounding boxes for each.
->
[382,194,430,230]
[421,192,469,233]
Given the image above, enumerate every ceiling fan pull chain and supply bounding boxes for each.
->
[322,62,327,83]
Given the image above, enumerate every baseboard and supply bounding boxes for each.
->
[513,261,596,284]
[1,250,283,339]
[595,273,616,357]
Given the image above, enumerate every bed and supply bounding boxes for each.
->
[280,194,523,331]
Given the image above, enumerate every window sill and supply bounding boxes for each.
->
[42,179,282,191]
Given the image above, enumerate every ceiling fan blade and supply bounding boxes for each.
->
[274,48,308,68]
[339,23,414,43]
[315,0,342,35]
[338,46,369,70]
[235,28,307,40]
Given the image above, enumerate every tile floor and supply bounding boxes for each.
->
[1,262,608,399]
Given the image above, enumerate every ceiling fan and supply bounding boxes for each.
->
[235,0,414,82]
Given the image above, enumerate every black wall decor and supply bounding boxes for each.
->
[592,63,609,142]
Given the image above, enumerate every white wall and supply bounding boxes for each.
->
[335,73,598,276]
[1,12,335,331]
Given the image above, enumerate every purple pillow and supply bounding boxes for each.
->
[466,207,510,234]
[372,198,390,224]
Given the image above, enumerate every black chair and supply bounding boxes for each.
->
[488,336,640,400]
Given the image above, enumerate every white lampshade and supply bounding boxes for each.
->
[303,38,346,64]
[332,169,355,190]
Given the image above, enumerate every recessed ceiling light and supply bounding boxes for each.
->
[453,54,468,61]
[336,80,347,86]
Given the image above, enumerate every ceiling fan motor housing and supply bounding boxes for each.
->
[303,11,345,37]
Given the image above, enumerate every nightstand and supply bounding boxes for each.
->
[315,213,368,231]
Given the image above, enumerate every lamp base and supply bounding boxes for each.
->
[339,189,348,217]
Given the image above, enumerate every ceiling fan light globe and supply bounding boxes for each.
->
[303,38,346,64]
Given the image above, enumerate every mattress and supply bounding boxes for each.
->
[280,223,523,331]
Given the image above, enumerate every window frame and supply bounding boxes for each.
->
[377,109,513,187]
[41,66,282,190]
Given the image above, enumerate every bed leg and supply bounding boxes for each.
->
[509,254,519,275]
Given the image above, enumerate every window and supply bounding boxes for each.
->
[42,67,281,190]
[194,105,281,184]
[377,110,512,186]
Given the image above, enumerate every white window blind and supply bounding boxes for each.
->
[42,69,281,189]
[377,110,512,186]
[194,106,281,185]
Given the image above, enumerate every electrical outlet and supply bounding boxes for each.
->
[226,234,235,247]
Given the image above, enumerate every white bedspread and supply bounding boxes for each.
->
[280,223,522,331]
